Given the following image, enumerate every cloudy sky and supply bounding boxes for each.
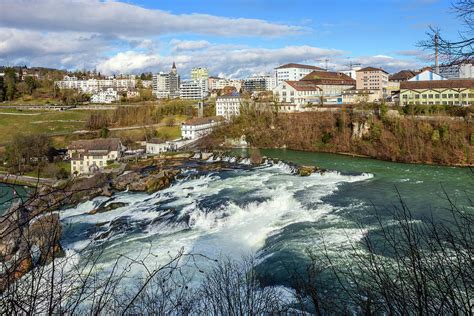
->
[0,0,464,77]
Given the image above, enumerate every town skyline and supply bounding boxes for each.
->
[0,0,465,77]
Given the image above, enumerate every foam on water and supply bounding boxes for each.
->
[59,162,374,282]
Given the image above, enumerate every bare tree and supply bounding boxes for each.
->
[418,0,473,65]
[196,256,288,315]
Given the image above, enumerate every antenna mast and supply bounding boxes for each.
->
[435,31,439,74]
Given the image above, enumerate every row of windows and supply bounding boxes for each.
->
[72,160,104,166]
[403,93,473,99]
[403,101,471,105]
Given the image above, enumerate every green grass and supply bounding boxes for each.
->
[24,161,71,178]
[0,109,91,146]
[157,126,181,139]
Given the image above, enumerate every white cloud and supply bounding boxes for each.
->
[0,0,304,38]
[96,45,345,76]
[170,40,211,52]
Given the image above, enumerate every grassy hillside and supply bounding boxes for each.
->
[0,109,91,146]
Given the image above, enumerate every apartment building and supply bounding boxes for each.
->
[191,67,209,81]
[55,76,136,93]
[208,77,242,91]
[243,75,276,92]
[275,63,326,86]
[90,88,119,104]
[180,79,208,100]
[152,62,180,99]
[439,61,474,79]
[356,67,389,96]
[181,116,224,140]
[273,81,322,109]
[216,96,242,120]
[399,79,474,106]
[68,138,123,175]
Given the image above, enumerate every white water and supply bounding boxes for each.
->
[59,162,373,280]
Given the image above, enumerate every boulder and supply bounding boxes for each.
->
[297,165,317,177]
[88,202,128,215]
[146,170,180,193]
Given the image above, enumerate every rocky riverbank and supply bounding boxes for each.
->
[0,152,322,289]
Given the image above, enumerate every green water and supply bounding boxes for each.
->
[259,149,473,219]
[0,183,30,215]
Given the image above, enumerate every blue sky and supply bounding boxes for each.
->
[0,0,465,77]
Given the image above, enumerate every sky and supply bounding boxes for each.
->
[0,0,465,78]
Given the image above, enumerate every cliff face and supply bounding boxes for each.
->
[206,111,473,166]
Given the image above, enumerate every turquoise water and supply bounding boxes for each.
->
[55,151,472,296]
[0,183,30,215]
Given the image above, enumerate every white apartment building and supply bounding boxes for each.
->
[243,75,276,92]
[152,63,180,98]
[68,138,123,175]
[208,77,242,91]
[275,63,326,86]
[216,96,242,120]
[273,81,323,109]
[153,72,170,98]
[90,88,119,104]
[439,61,474,79]
[55,76,136,93]
[180,79,208,100]
[181,116,224,140]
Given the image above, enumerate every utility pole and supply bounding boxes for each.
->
[434,31,440,74]
[317,59,329,70]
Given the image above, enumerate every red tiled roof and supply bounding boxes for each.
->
[275,63,325,70]
[285,81,322,91]
[301,71,356,85]
[400,79,474,90]
[389,70,418,81]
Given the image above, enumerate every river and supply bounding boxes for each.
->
[55,150,473,298]
[0,183,30,215]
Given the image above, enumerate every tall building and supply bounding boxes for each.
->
[275,63,326,86]
[191,67,209,81]
[169,62,180,98]
[243,75,276,93]
[356,67,389,97]
[152,62,180,99]
[180,79,208,100]
[439,61,474,79]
